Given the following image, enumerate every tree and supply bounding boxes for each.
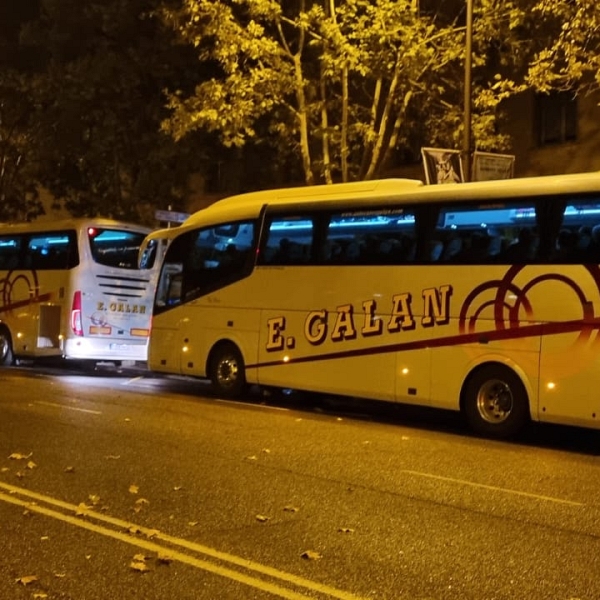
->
[19,0,211,224]
[0,1,43,221]
[0,72,42,222]
[526,0,600,94]
[158,0,536,185]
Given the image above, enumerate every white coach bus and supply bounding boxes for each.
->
[140,172,600,438]
[0,218,153,366]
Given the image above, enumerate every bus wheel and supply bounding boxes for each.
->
[208,343,247,398]
[462,364,529,439]
[0,328,14,366]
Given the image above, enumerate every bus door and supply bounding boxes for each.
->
[148,221,257,376]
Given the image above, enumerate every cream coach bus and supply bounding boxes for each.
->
[140,172,600,438]
[0,218,153,366]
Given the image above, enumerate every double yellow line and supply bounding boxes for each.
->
[0,481,366,600]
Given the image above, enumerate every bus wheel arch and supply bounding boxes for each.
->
[460,362,530,439]
[206,340,247,398]
[0,325,14,366]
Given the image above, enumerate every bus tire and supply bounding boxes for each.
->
[462,364,530,439]
[208,342,247,398]
[0,327,14,366]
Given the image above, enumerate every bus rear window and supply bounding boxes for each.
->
[88,228,147,269]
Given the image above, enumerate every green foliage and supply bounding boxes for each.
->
[0,1,43,222]
[3,0,597,217]
[527,0,600,94]
[16,0,210,224]
[159,0,537,184]
[0,70,42,221]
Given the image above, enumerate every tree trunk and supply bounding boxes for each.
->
[293,54,314,186]
[320,65,333,184]
[340,64,349,182]
[376,90,413,179]
[364,57,401,180]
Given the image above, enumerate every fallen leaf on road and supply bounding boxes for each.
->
[338,527,355,534]
[54,573,66,578]
[88,494,101,505]
[130,561,150,572]
[245,455,257,461]
[15,575,38,585]
[157,553,173,565]
[173,486,183,491]
[133,498,149,513]
[26,461,37,470]
[300,550,322,560]
[8,452,32,460]
[129,484,139,494]
[76,503,91,516]
[33,593,48,599]
[133,553,147,562]
[283,505,299,513]
[104,455,120,460]
[64,466,75,473]
[255,514,270,522]
[1,467,9,472]
[144,528,159,539]
[188,521,198,527]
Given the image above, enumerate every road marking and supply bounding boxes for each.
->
[0,481,366,600]
[123,376,145,385]
[214,398,290,411]
[401,470,584,507]
[34,401,102,415]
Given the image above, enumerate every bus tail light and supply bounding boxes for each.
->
[71,291,84,336]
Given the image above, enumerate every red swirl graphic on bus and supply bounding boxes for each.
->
[0,270,51,313]
[458,264,600,375]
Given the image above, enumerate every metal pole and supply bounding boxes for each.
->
[462,0,473,182]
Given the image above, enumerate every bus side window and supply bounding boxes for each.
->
[323,210,417,265]
[260,217,313,265]
[0,235,21,270]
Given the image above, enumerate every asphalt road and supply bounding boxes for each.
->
[0,362,599,600]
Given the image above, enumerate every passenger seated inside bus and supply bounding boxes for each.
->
[500,228,538,262]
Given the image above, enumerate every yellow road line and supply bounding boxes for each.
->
[0,482,366,600]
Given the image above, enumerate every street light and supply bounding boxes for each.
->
[462,0,473,182]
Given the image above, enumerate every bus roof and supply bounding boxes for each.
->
[146,171,600,241]
[0,218,151,235]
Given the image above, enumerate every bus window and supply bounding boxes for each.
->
[88,228,147,269]
[0,235,22,270]
[259,216,314,265]
[155,220,256,309]
[27,232,78,270]
[324,209,417,265]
